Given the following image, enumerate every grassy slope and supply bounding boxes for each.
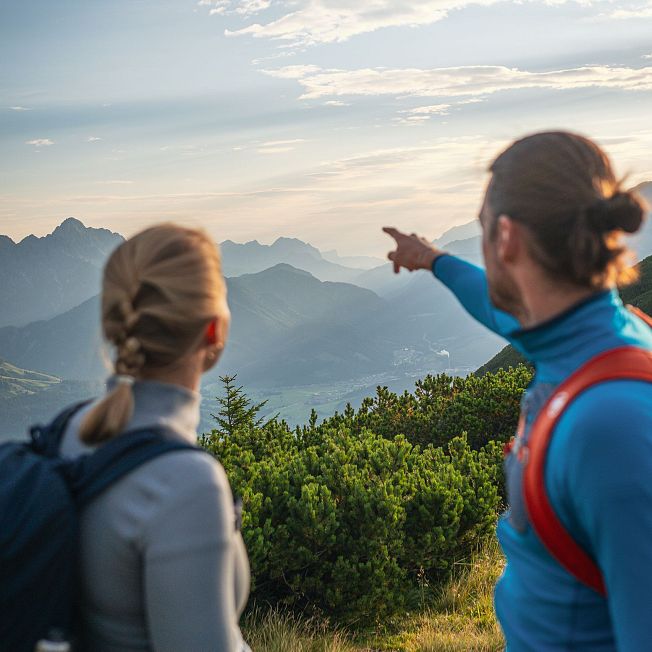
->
[476,254,652,376]
[0,358,60,397]
[0,375,102,440]
[243,540,505,652]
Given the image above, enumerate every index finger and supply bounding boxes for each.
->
[382,226,403,241]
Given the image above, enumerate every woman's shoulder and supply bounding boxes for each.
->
[140,445,231,495]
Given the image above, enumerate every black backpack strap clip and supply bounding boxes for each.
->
[29,401,92,457]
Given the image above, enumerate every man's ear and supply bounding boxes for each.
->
[496,214,520,263]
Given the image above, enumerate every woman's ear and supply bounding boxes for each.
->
[206,318,218,345]
[206,314,230,350]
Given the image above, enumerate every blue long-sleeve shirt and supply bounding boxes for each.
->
[432,254,652,652]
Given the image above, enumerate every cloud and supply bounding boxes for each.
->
[324,100,350,106]
[215,0,652,47]
[394,104,451,125]
[102,179,134,185]
[264,63,652,101]
[598,4,652,19]
[409,104,451,114]
[201,0,270,17]
[25,139,54,147]
[261,138,306,146]
[262,65,321,79]
[256,140,306,154]
[9,106,31,111]
[403,104,451,115]
[223,0,499,47]
[644,54,652,60]
[235,0,270,15]
[257,146,297,154]
[9,131,651,254]
[86,136,102,142]
[394,99,484,124]
[198,0,229,15]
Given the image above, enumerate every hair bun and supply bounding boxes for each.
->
[588,191,646,234]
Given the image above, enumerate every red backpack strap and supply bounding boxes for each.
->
[523,346,652,596]
[627,304,652,328]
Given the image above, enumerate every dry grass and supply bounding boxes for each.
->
[243,538,505,652]
[243,608,356,652]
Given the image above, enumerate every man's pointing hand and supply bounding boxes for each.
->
[383,227,445,274]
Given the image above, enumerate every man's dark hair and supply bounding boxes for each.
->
[487,131,647,289]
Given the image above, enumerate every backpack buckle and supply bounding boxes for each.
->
[29,425,48,453]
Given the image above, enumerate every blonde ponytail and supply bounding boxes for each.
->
[80,379,135,445]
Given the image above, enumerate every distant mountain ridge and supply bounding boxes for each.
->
[4,202,649,435]
[0,257,504,386]
[220,237,363,283]
[0,218,123,327]
[322,250,384,270]
[0,264,389,384]
[0,218,380,330]
[434,221,481,248]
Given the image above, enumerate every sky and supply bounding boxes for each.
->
[1,0,651,256]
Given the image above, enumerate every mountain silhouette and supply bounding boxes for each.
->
[0,264,387,383]
[220,237,363,282]
[0,218,123,327]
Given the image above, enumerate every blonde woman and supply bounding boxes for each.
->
[57,224,251,651]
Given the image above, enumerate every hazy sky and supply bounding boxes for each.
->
[1,0,651,255]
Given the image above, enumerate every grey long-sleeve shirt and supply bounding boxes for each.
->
[59,379,251,652]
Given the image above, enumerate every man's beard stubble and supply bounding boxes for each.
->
[487,269,524,322]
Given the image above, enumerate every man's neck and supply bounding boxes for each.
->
[515,278,607,329]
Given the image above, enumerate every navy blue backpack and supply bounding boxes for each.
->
[0,402,198,652]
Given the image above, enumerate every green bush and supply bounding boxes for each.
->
[320,366,531,450]
[201,368,524,624]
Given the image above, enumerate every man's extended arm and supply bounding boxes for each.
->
[432,254,519,339]
[383,226,519,340]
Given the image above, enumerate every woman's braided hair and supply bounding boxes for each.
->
[487,131,648,289]
[79,223,228,445]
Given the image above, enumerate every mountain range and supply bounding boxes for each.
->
[1,186,650,438]
[0,261,502,386]
[220,238,367,284]
[0,218,123,327]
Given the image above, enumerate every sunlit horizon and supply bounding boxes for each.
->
[2,1,651,256]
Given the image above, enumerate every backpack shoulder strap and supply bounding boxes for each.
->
[68,428,202,508]
[627,304,652,328]
[29,400,92,457]
[523,345,652,596]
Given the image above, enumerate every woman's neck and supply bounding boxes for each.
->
[139,355,203,392]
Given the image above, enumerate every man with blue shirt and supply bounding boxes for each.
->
[384,131,652,652]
